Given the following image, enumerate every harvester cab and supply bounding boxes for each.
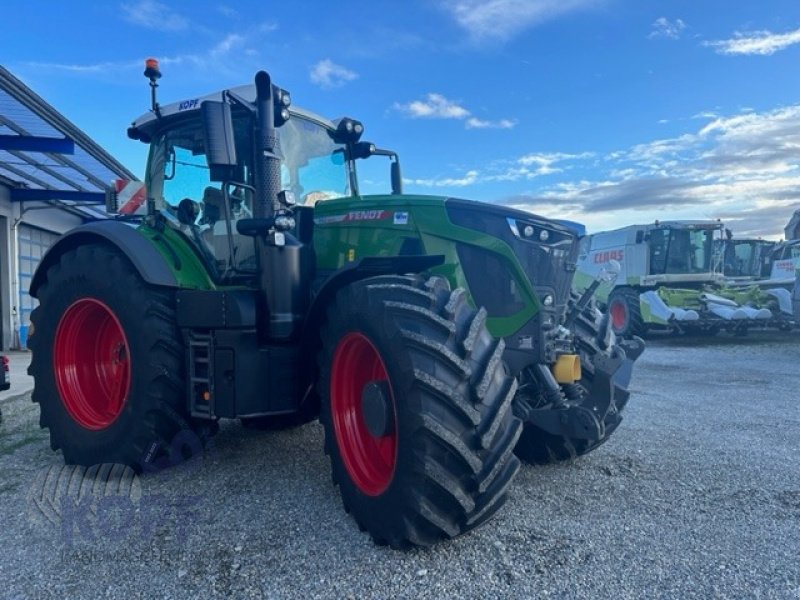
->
[716,238,776,281]
[719,238,799,326]
[27,62,644,548]
[767,239,800,285]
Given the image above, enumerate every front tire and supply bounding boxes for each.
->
[28,244,216,472]
[318,275,522,548]
[607,287,645,337]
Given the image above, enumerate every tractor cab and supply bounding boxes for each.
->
[123,69,401,284]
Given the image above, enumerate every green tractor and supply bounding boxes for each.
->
[28,64,642,548]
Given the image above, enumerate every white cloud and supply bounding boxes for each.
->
[649,17,687,40]
[24,23,275,83]
[405,170,479,187]
[394,93,470,119]
[394,93,516,130]
[405,152,588,191]
[120,0,188,31]
[441,0,601,42]
[210,34,245,57]
[704,27,800,56]
[217,5,238,18]
[23,61,137,74]
[501,105,800,236]
[487,152,592,180]
[404,105,800,237]
[309,59,358,89]
[465,117,516,129]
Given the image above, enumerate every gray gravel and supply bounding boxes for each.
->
[1,333,799,599]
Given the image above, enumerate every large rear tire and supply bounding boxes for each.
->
[514,296,633,464]
[318,275,522,548]
[28,244,216,472]
[607,287,645,338]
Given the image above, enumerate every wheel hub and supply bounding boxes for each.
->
[361,381,394,438]
[610,300,627,330]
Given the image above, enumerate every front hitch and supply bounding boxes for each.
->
[514,300,645,443]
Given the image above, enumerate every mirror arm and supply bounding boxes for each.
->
[224,90,255,113]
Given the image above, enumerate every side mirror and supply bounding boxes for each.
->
[165,147,176,181]
[635,230,644,244]
[391,159,403,195]
[201,101,237,182]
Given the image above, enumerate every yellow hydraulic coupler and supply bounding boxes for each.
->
[552,354,581,384]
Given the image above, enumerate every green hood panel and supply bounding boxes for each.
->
[313,194,540,338]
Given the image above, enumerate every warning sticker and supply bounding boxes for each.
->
[393,212,409,225]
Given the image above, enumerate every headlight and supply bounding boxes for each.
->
[506,217,573,247]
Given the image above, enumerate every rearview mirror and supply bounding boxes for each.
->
[201,100,237,182]
[391,160,402,195]
[165,147,176,181]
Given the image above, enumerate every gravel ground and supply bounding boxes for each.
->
[1,333,799,599]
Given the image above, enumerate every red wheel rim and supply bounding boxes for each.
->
[54,298,131,430]
[331,332,397,496]
[610,300,627,331]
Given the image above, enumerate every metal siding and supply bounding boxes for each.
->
[18,224,59,327]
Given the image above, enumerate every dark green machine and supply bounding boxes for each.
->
[28,65,642,548]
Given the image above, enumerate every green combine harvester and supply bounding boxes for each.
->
[575,221,795,336]
[27,62,642,548]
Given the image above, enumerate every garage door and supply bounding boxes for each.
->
[18,225,60,333]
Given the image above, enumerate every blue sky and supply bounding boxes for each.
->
[4,0,800,237]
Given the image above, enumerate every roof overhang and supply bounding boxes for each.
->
[0,66,135,221]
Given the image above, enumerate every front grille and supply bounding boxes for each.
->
[447,199,578,322]
[456,243,525,317]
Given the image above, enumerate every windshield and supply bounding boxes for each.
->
[278,117,349,205]
[722,241,755,277]
[146,113,349,277]
[649,227,715,275]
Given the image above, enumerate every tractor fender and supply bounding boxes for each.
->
[296,254,444,412]
[29,220,178,298]
[300,255,444,352]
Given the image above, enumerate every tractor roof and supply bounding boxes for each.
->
[130,83,337,139]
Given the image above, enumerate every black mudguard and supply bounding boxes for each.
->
[29,220,178,298]
[301,255,445,348]
[295,255,445,412]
